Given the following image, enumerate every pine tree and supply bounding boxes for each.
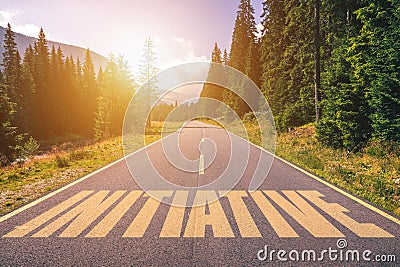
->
[33,28,50,137]
[55,46,70,134]
[281,0,315,128]
[245,40,262,89]
[47,45,70,134]
[200,43,222,100]
[260,0,288,126]
[1,23,27,164]
[1,23,23,128]
[200,43,226,116]
[94,55,134,140]
[94,66,111,140]
[20,45,37,133]
[48,45,60,134]
[137,37,158,127]
[67,55,83,134]
[211,43,222,64]
[1,24,21,98]
[226,0,257,117]
[63,55,76,133]
[260,0,289,128]
[73,57,85,134]
[111,56,133,134]
[349,0,400,143]
[243,39,262,115]
[75,57,82,84]
[81,48,99,135]
[0,83,21,164]
[229,0,256,73]
[260,0,315,130]
[316,0,369,150]
[223,49,229,66]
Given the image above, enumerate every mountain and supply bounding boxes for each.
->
[0,26,106,71]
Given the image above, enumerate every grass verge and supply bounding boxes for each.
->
[273,124,400,216]
[0,137,124,215]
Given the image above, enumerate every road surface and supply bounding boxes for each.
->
[0,121,399,266]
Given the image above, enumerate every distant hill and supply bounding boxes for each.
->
[0,26,107,71]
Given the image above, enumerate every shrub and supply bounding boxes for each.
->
[55,155,70,168]
[19,136,40,159]
[0,153,9,167]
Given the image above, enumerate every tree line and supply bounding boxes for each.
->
[149,101,204,122]
[0,24,134,165]
[201,0,399,151]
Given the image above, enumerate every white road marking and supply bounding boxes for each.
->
[199,154,205,175]
[199,130,205,174]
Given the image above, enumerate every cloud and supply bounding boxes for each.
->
[172,36,192,49]
[159,36,207,69]
[0,9,48,38]
[172,36,185,44]
[160,52,208,71]
[13,23,46,38]
[185,50,208,62]
[0,9,22,23]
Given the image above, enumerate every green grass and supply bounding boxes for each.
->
[0,130,165,215]
[273,124,400,216]
[0,137,125,215]
[144,121,184,145]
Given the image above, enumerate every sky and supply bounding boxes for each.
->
[0,0,264,71]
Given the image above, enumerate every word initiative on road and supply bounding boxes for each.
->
[3,190,393,238]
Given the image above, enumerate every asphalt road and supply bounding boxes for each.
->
[0,121,399,266]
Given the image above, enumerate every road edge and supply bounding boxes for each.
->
[253,143,400,225]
